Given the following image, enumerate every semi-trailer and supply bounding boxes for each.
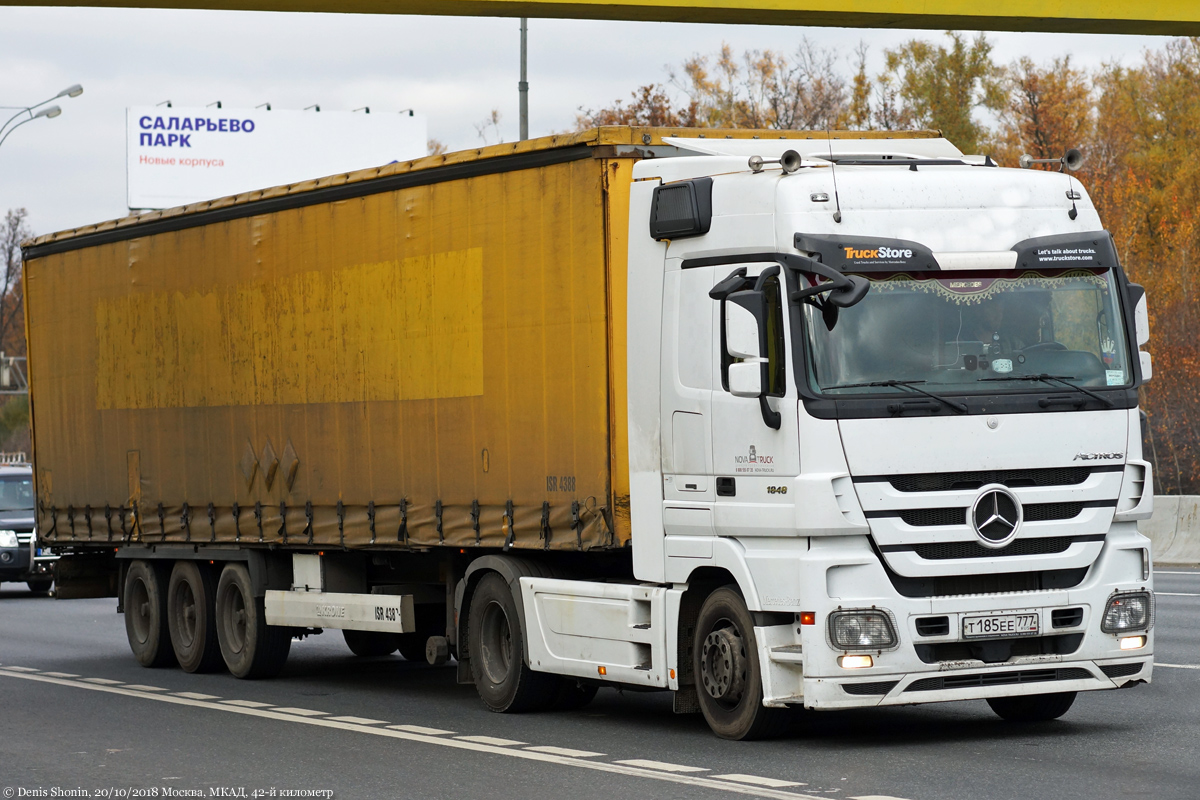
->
[22,126,1156,739]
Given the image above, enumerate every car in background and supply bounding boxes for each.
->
[0,456,54,594]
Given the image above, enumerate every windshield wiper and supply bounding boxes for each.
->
[976,373,1115,408]
[822,379,968,413]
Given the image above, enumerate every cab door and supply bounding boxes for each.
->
[708,264,800,537]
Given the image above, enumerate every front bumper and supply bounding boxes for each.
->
[758,524,1154,709]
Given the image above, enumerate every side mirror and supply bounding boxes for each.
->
[1140,351,1152,382]
[725,290,765,360]
[1134,290,1149,347]
[728,361,763,398]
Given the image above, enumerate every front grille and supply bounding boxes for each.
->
[915,616,950,636]
[886,566,1089,598]
[15,532,33,545]
[1024,502,1085,522]
[842,681,899,696]
[1052,607,1084,628]
[916,633,1083,664]
[1100,662,1144,679]
[885,467,1092,493]
[905,667,1093,692]
[897,503,1086,531]
[899,508,965,527]
[911,536,1077,560]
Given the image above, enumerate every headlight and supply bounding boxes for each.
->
[1100,591,1154,634]
[0,530,18,548]
[828,609,898,650]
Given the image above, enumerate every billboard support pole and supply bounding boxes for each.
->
[518,18,528,141]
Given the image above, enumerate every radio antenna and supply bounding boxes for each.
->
[826,130,842,224]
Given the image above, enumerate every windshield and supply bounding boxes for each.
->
[804,268,1131,394]
[0,474,33,511]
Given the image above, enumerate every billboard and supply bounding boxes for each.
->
[126,105,428,209]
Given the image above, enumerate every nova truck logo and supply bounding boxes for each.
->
[734,445,775,474]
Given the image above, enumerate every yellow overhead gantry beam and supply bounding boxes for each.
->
[4,0,1197,34]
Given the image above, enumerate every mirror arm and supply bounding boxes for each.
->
[758,395,781,430]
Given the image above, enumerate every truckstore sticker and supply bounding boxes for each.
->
[734,445,775,474]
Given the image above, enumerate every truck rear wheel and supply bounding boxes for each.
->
[987,691,1077,722]
[215,563,291,679]
[694,586,788,740]
[123,560,175,668]
[26,578,53,595]
[467,572,558,712]
[167,561,224,673]
[342,630,399,657]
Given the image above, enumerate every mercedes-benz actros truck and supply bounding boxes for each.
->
[23,126,1155,739]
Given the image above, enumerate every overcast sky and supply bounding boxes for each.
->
[0,6,1170,236]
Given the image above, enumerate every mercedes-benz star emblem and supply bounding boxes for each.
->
[970,485,1022,548]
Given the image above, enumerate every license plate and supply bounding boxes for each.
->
[962,612,1039,639]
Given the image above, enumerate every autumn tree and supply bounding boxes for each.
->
[993,56,1094,168]
[1,208,30,357]
[881,32,1005,153]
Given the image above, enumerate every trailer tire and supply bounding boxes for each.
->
[987,691,1077,722]
[168,561,224,673]
[216,563,291,679]
[467,572,557,712]
[342,630,399,657]
[694,586,789,740]
[123,560,175,668]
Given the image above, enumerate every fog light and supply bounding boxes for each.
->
[1119,635,1147,651]
[1101,591,1153,633]
[828,609,897,650]
[839,655,873,669]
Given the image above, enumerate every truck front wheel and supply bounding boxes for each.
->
[167,561,224,673]
[215,563,291,679]
[694,586,788,740]
[467,572,558,712]
[987,691,1077,722]
[123,560,175,668]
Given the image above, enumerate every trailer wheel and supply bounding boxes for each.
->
[987,692,1077,722]
[467,572,558,712]
[167,561,225,673]
[123,560,175,668]
[694,586,788,740]
[215,563,291,679]
[342,630,399,657]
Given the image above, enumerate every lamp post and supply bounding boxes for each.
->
[0,84,83,151]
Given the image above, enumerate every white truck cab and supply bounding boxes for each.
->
[599,136,1153,736]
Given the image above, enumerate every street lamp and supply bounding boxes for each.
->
[0,83,83,151]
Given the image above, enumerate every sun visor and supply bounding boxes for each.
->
[794,233,940,272]
[1010,231,1119,270]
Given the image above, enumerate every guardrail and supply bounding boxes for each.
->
[1139,496,1200,566]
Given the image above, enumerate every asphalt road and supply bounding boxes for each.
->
[1,569,1197,800]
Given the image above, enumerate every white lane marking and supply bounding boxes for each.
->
[2,666,39,672]
[852,796,916,800]
[388,724,454,735]
[327,715,387,725]
[525,745,606,758]
[0,669,830,800]
[123,685,167,692]
[1154,571,1200,575]
[173,691,220,700]
[82,678,124,685]
[1157,592,1200,597]
[41,672,80,678]
[616,759,709,773]
[715,775,805,788]
[1157,663,1200,670]
[221,700,274,708]
[271,707,327,716]
[455,735,526,746]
